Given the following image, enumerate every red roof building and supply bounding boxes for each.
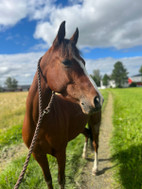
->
[128,74,142,87]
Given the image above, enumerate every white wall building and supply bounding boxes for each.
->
[100,79,128,89]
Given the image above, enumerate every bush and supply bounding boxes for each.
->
[129,82,137,87]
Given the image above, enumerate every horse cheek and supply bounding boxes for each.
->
[47,71,69,93]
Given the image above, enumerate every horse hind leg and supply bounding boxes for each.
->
[88,111,101,175]
[82,125,99,174]
[92,138,99,175]
[32,152,53,189]
[82,128,90,159]
[82,126,99,174]
[91,123,100,175]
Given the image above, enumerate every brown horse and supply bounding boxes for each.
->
[22,21,103,189]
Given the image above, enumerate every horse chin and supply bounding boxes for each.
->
[81,106,101,115]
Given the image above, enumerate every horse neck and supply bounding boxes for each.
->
[28,70,53,116]
[40,77,53,109]
[38,56,53,106]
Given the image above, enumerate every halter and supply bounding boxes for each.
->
[14,58,55,189]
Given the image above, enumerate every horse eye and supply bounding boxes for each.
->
[62,59,72,67]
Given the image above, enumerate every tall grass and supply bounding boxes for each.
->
[0,92,27,130]
[111,88,142,189]
[0,92,28,163]
[0,125,22,151]
[0,134,86,189]
[100,89,109,111]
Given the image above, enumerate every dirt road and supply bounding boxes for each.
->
[80,93,115,189]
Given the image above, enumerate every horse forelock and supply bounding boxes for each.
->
[59,39,80,59]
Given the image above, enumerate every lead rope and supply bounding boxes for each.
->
[14,59,55,189]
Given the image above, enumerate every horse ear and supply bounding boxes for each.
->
[70,28,79,45]
[53,21,66,47]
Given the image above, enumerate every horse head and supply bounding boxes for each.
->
[40,21,103,114]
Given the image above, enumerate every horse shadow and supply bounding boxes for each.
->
[86,157,117,176]
[111,144,142,189]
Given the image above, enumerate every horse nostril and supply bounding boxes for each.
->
[94,96,100,108]
[81,102,85,106]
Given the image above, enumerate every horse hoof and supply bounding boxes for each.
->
[82,154,86,159]
[92,168,98,175]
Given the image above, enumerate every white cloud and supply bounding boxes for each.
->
[33,0,142,49]
[0,52,141,86]
[0,0,54,29]
[0,0,27,28]
[1,0,142,49]
[0,0,142,87]
[0,52,43,86]
[86,56,142,77]
[26,0,55,20]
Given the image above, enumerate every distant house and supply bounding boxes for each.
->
[99,80,116,89]
[18,85,31,91]
[100,79,129,89]
[128,74,142,87]
[0,85,30,92]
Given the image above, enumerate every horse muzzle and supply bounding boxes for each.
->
[80,96,101,115]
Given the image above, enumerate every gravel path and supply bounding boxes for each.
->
[80,93,115,189]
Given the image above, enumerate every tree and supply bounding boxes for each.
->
[111,61,128,87]
[91,69,102,87]
[102,74,110,87]
[139,65,142,74]
[0,85,2,92]
[139,65,142,83]
[4,77,18,89]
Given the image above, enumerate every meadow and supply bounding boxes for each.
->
[0,90,108,189]
[0,88,142,188]
[111,88,142,189]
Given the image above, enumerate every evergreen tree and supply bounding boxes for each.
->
[139,65,142,74]
[111,61,128,87]
[5,77,18,89]
[91,69,102,87]
[102,74,110,86]
[0,85,2,92]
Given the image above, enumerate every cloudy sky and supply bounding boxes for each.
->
[0,0,142,86]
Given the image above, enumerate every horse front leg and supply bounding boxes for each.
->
[32,152,53,189]
[56,148,66,189]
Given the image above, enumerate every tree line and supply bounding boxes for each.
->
[0,62,142,91]
[91,61,142,88]
[0,77,18,91]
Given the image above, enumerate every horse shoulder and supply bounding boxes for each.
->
[56,95,88,141]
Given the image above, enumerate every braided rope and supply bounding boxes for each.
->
[14,59,55,189]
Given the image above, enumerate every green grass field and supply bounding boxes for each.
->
[111,88,142,189]
[1,88,141,188]
[0,90,108,189]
